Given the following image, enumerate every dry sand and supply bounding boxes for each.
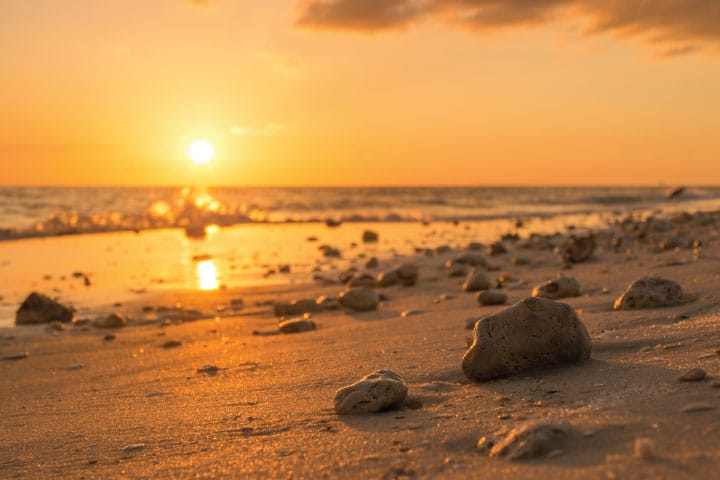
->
[3,217,720,479]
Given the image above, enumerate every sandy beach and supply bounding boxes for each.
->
[3,211,720,479]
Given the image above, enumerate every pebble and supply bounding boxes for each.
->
[348,273,376,288]
[197,365,221,375]
[614,276,685,310]
[487,242,507,256]
[395,264,419,286]
[334,370,408,414]
[679,368,706,382]
[278,318,316,334]
[463,270,492,292]
[365,257,379,269]
[362,230,379,243]
[531,277,581,300]
[400,309,423,317]
[681,402,715,413]
[103,334,116,341]
[462,297,591,381]
[339,287,379,312]
[2,352,29,361]
[92,312,128,329]
[273,299,320,317]
[486,421,575,460]
[477,290,508,306]
[512,256,531,266]
[561,233,595,263]
[16,292,75,325]
[122,444,145,453]
[447,263,469,277]
[376,270,399,287]
[162,340,182,349]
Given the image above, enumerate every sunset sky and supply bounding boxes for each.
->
[2,0,719,186]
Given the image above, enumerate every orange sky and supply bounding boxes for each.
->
[1,0,719,186]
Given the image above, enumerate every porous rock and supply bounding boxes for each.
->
[334,369,408,414]
[339,287,379,311]
[463,270,492,292]
[613,276,685,310]
[16,292,75,325]
[477,290,508,306]
[462,297,591,381]
[531,277,581,300]
[278,318,316,334]
[487,421,575,460]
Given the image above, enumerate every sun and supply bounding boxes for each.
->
[188,140,215,165]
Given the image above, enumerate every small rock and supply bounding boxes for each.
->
[633,438,658,460]
[449,252,487,267]
[448,263,469,277]
[334,370,408,414]
[339,287,379,312]
[103,334,116,341]
[614,276,685,310]
[2,352,29,361]
[401,309,423,317]
[395,264,419,286]
[162,340,182,349]
[462,297,591,381]
[681,403,715,413]
[197,365,221,375]
[463,270,492,292]
[122,444,145,453]
[67,364,84,371]
[278,318,316,334]
[488,421,575,460]
[230,298,244,309]
[348,273,376,288]
[487,242,507,256]
[362,230,379,243]
[16,292,75,325]
[561,233,595,263]
[92,312,128,329]
[465,315,484,329]
[512,256,531,266]
[376,270,399,287]
[278,264,291,274]
[531,277,581,300]
[679,368,706,382]
[319,245,342,258]
[477,290,508,306]
[365,257,379,269]
[273,299,320,317]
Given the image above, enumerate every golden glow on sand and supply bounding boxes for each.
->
[188,140,215,165]
[196,260,219,290]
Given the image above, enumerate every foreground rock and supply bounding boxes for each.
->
[462,297,591,381]
[463,270,492,292]
[278,318,316,334]
[339,287,379,311]
[479,421,575,460]
[531,277,581,300]
[613,276,685,310]
[334,370,408,414]
[16,292,75,325]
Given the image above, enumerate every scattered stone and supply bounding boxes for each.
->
[633,438,659,460]
[463,270,492,292]
[561,233,595,263]
[376,270,399,287]
[465,315,484,329]
[365,257,379,269]
[122,444,145,453]
[435,245,451,254]
[487,421,575,460]
[613,276,685,310]
[462,297,591,381]
[162,340,182,349]
[401,309,423,317]
[679,368,706,382]
[487,242,507,256]
[512,256,531,266]
[478,290,508,306]
[334,370,408,414]
[531,277,581,300]
[92,313,128,329]
[16,292,75,325]
[710,381,720,389]
[448,263,469,277]
[435,293,457,303]
[278,318,316,334]
[278,264,291,274]
[339,287,379,312]
[197,365,221,375]
[348,273,376,288]
[273,299,320,317]
[103,334,116,341]
[681,403,715,413]
[395,264,419,286]
[67,364,84,371]
[46,321,66,332]
[2,352,29,361]
[319,245,341,258]
[230,298,244,308]
[449,252,487,267]
[362,230,379,243]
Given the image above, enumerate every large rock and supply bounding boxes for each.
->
[561,233,595,263]
[462,297,591,381]
[463,270,492,292]
[16,292,75,325]
[531,277,581,299]
[339,287,379,311]
[334,370,408,414]
[613,276,685,310]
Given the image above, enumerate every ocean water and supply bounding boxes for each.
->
[2,186,720,239]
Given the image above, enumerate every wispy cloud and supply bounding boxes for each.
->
[229,123,293,137]
[252,51,304,79]
[296,0,720,56]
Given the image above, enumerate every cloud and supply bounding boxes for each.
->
[252,51,304,78]
[296,0,720,55]
[230,123,293,137]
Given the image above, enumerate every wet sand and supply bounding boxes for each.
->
[2,215,720,478]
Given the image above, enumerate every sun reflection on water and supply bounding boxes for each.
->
[196,260,219,290]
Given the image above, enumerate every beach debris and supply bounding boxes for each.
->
[122,444,145,453]
[362,230,379,243]
[679,368,706,382]
[482,421,575,460]
[162,340,182,349]
[339,287,379,312]
[487,242,507,256]
[477,290,508,306]
[531,277,581,300]
[613,276,685,310]
[334,369,408,414]
[348,273,376,288]
[16,292,75,325]
[448,252,488,268]
[2,352,29,361]
[92,312,128,329]
[462,297,591,381]
[463,269,492,292]
[561,233,595,264]
[376,270,399,287]
[633,438,659,460]
[278,317,316,334]
[365,257,379,269]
